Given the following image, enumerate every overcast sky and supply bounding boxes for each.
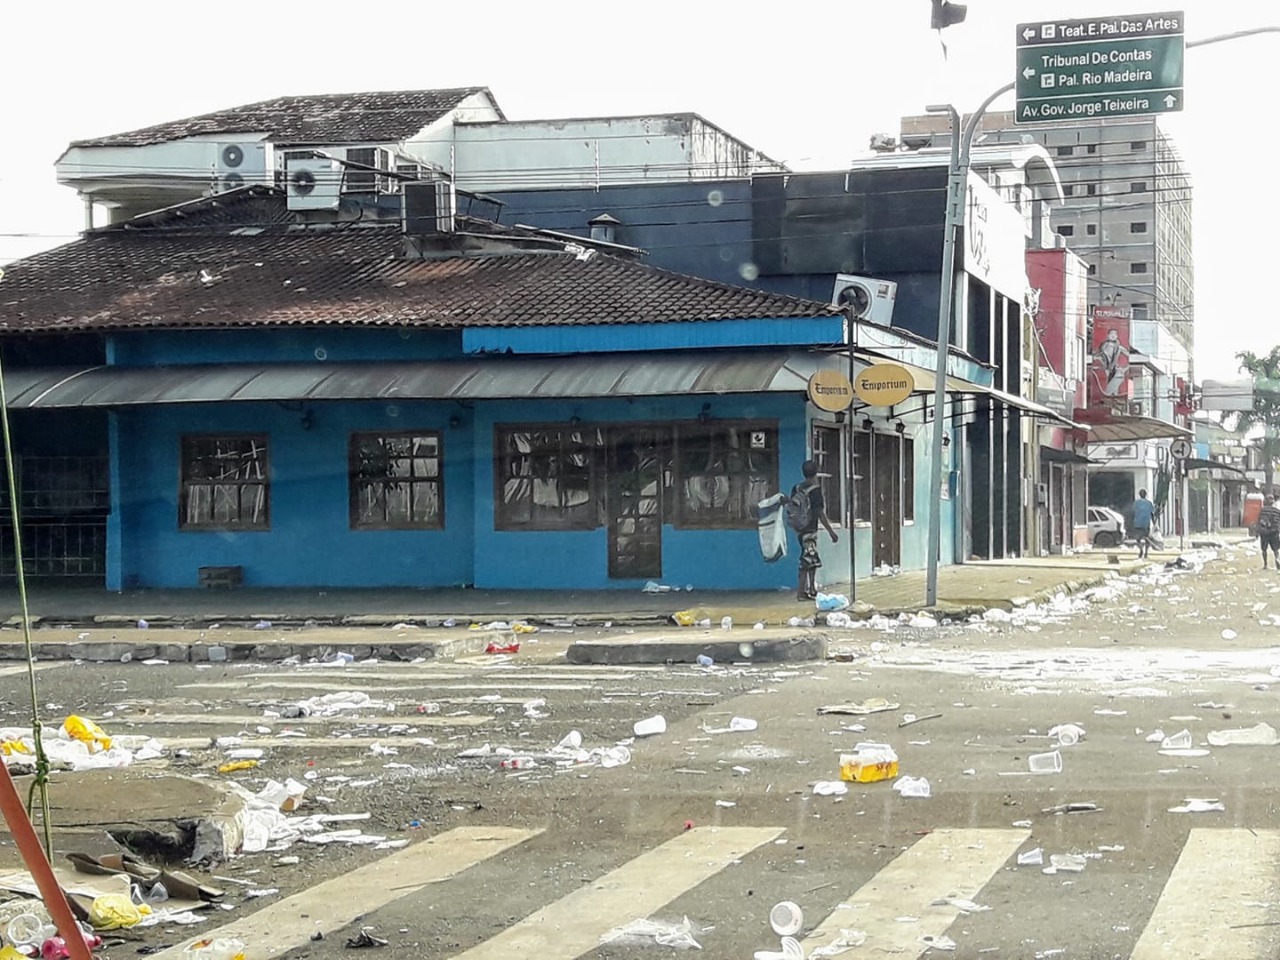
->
[1,1,1271,381]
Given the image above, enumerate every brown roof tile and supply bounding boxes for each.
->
[0,205,835,336]
[70,88,498,148]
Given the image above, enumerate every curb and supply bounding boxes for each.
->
[565,633,828,665]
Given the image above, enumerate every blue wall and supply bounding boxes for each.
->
[109,400,475,589]
[462,317,844,355]
[109,328,464,366]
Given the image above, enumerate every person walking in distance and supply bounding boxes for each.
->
[1257,495,1280,570]
[786,459,838,601]
[1131,488,1155,560]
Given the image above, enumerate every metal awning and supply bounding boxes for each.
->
[1040,447,1095,466]
[861,353,1081,429]
[0,352,827,409]
[1076,412,1194,443]
[1182,457,1246,475]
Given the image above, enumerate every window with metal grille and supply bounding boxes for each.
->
[180,435,269,530]
[350,432,443,530]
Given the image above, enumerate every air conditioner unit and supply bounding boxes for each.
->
[213,142,269,193]
[832,274,897,326]
[285,158,342,211]
[402,180,455,235]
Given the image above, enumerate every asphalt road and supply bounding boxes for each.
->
[1,541,1279,960]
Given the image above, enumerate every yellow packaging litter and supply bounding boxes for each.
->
[0,945,30,960]
[218,759,259,774]
[671,608,710,627]
[0,740,31,756]
[839,743,900,783]
[89,894,152,930]
[63,715,112,753]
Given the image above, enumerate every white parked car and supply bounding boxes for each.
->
[1087,506,1126,548]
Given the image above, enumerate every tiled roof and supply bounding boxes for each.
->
[0,197,835,335]
[70,88,498,148]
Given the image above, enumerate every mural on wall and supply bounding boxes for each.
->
[1090,306,1132,406]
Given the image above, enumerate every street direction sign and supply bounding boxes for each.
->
[1015,11,1185,123]
[1170,437,1193,460]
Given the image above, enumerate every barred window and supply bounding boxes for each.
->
[496,428,600,530]
[180,435,269,530]
[350,432,443,530]
[812,424,844,526]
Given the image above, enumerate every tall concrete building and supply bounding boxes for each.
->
[899,112,1193,354]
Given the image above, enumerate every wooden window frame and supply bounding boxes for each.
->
[493,424,602,532]
[672,420,779,530]
[179,434,270,532]
[348,431,444,531]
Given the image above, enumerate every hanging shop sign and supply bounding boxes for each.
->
[853,364,915,407]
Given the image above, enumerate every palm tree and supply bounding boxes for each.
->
[1234,347,1280,492]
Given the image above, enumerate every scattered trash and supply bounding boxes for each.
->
[816,593,850,612]
[715,800,736,808]
[181,938,246,960]
[1045,854,1087,874]
[808,930,868,958]
[703,717,757,734]
[898,713,942,729]
[840,743,899,783]
[602,916,703,951]
[695,655,715,667]
[634,715,667,737]
[1093,709,1127,717]
[770,901,804,937]
[812,781,848,797]
[344,930,388,949]
[893,775,931,799]
[217,759,259,774]
[819,699,899,716]
[1042,802,1099,815]
[1145,729,1166,743]
[908,614,939,629]
[1027,750,1062,774]
[931,897,990,913]
[754,936,804,960]
[484,642,520,655]
[1017,847,1044,866]
[672,608,711,627]
[1160,730,1192,750]
[1222,629,1239,641]
[1049,723,1086,746]
[920,934,957,951]
[1207,722,1279,746]
[1168,798,1225,814]
[62,715,111,752]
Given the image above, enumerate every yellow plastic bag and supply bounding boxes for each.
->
[671,608,709,627]
[63,715,112,752]
[218,759,259,774]
[89,894,151,930]
[0,740,31,756]
[0,945,30,960]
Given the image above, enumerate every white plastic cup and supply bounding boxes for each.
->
[633,715,666,737]
[1161,730,1192,750]
[7,914,43,947]
[1056,726,1080,746]
[769,901,804,937]
[720,616,733,630]
[1028,750,1063,774]
[780,936,804,960]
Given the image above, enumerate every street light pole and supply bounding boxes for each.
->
[923,82,1014,608]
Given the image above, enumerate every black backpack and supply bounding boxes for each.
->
[784,484,814,532]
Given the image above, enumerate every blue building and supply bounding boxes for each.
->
[0,185,980,591]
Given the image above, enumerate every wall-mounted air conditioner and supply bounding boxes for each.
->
[213,143,269,193]
[831,274,898,326]
[401,180,455,235]
[285,158,342,211]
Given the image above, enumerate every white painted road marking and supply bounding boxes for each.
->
[1130,828,1280,959]
[147,826,541,960]
[802,828,1029,958]
[447,825,784,959]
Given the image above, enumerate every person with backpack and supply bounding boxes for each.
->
[1258,494,1280,570]
[787,459,838,601]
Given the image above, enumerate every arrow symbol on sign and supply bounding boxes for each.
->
[1164,94,1178,107]
[1023,66,1036,79]
[1023,27,1036,40]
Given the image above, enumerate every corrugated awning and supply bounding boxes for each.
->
[0,352,826,409]
[1076,412,1194,443]
[1182,457,1246,475]
[1040,447,1095,465]
[859,353,1080,429]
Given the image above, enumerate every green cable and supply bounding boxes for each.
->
[0,271,53,857]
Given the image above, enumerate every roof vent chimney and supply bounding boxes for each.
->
[588,213,620,244]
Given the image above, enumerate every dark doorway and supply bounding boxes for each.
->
[607,428,665,579]
[872,432,902,569]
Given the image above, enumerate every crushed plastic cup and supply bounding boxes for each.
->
[8,914,45,947]
[1050,723,1086,746]
[1207,722,1278,746]
[633,715,666,737]
[729,716,758,732]
[1017,847,1044,866]
[770,901,804,937]
[1028,750,1063,774]
[893,775,931,798]
[1047,853,1087,873]
[1161,730,1192,750]
[181,938,247,960]
[598,746,631,768]
[695,654,715,667]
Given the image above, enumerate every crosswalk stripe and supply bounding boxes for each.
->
[801,828,1028,958]
[181,680,601,692]
[447,825,784,959]
[146,826,541,960]
[1130,828,1280,959]
[0,663,62,678]
[123,713,489,728]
